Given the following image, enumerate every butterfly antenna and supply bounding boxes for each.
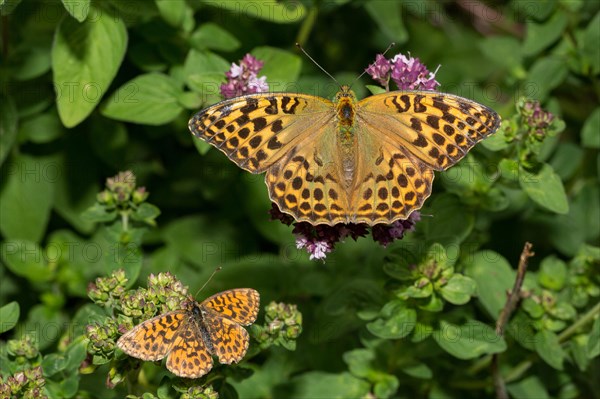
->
[295,43,341,88]
[349,42,396,89]
[194,266,222,297]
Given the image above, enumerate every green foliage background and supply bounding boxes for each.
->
[1,1,599,398]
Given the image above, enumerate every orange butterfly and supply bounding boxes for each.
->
[117,289,260,378]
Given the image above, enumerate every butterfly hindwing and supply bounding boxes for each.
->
[165,321,214,378]
[117,311,186,361]
[351,132,434,222]
[202,309,250,364]
[265,126,351,224]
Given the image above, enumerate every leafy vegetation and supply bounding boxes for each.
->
[1,1,599,398]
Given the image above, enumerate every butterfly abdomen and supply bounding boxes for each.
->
[334,89,359,190]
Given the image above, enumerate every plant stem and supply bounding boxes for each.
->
[121,210,129,232]
[558,301,600,343]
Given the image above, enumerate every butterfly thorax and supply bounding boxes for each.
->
[335,85,357,136]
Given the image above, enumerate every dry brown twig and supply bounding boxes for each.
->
[492,242,535,399]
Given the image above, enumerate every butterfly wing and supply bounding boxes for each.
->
[201,288,260,325]
[357,91,501,171]
[165,320,214,378]
[345,91,500,223]
[264,124,353,224]
[189,93,334,173]
[202,309,251,364]
[350,129,434,223]
[117,311,186,361]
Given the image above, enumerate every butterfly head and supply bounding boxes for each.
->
[335,85,357,101]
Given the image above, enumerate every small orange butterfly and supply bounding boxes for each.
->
[117,288,260,378]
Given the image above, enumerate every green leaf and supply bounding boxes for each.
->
[155,0,193,30]
[18,304,67,350]
[440,274,476,305]
[479,36,523,71]
[464,250,514,318]
[52,4,127,127]
[419,193,474,247]
[587,316,600,359]
[1,240,53,282]
[519,163,569,214]
[364,1,408,44]
[190,23,240,52]
[42,353,68,376]
[18,111,65,144]
[540,181,599,256]
[480,125,509,151]
[434,320,506,359]
[0,95,17,167]
[522,12,568,56]
[582,12,600,74]
[60,0,90,22]
[365,85,387,95]
[522,298,544,319]
[1,0,23,15]
[570,334,590,371]
[367,301,416,339]
[0,155,55,241]
[526,56,568,101]
[204,0,306,24]
[99,239,143,284]
[507,376,550,399]
[374,374,399,399]
[183,50,229,105]
[131,203,161,226]
[549,142,584,180]
[0,301,20,333]
[285,372,370,399]
[534,329,564,370]
[81,203,117,223]
[343,348,374,378]
[538,255,567,290]
[400,363,432,379]
[581,108,600,149]
[101,73,184,125]
[64,337,88,370]
[251,46,302,89]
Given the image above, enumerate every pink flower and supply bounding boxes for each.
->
[390,54,440,91]
[365,54,392,88]
[220,54,269,99]
[367,52,440,92]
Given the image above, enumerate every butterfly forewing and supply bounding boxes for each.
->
[201,288,260,325]
[117,311,186,361]
[189,94,333,173]
[358,91,501,171]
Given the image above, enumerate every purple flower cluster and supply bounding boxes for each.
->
[220,54,269,99]
[366,52,440,91]
[522,100,555,138]
[371,211,421,247]
[270,204,420,260]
